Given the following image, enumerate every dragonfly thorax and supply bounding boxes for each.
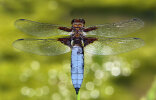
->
[71,37,83,46]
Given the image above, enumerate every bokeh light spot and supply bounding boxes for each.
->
[105,86,114,95]
[86,82,94,90]
[122,67,131,76]
[95,69,104,79]
[52,93,61,100]
[90,89,99,99]
[31,61,40,71]
[111,66,121,76]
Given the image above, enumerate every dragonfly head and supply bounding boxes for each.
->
[71,18,85,28]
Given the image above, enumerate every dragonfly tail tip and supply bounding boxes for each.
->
[75,88,79,95]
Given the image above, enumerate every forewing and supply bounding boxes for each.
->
[13,39,71,56]
[15,19,69,37]
[86,18,144,37]
[84,37,144,55]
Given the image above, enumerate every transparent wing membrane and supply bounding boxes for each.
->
[15,19,69,37]
[86,18,144,37]
[84,37,144,55]
[13,18,144,56]
[13,39,71,56]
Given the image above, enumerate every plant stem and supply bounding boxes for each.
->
[76,91,80,100]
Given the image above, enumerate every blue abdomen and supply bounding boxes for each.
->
[71,45,84,94]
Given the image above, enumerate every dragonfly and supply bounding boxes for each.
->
[13,18,144,95]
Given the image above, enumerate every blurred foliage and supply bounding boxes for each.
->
[0,0,156,100]
[141,77,156,100]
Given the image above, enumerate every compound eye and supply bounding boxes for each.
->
[73,24,77,27]
[78,24,82,27]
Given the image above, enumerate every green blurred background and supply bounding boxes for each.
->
[0,0,156,100]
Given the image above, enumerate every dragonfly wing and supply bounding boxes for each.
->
[15,19,69,37]
[13,38,71,56]
[86,18,144,37]
[84,37,144,55]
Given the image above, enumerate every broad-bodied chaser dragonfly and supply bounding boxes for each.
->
[13,18,144,95]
